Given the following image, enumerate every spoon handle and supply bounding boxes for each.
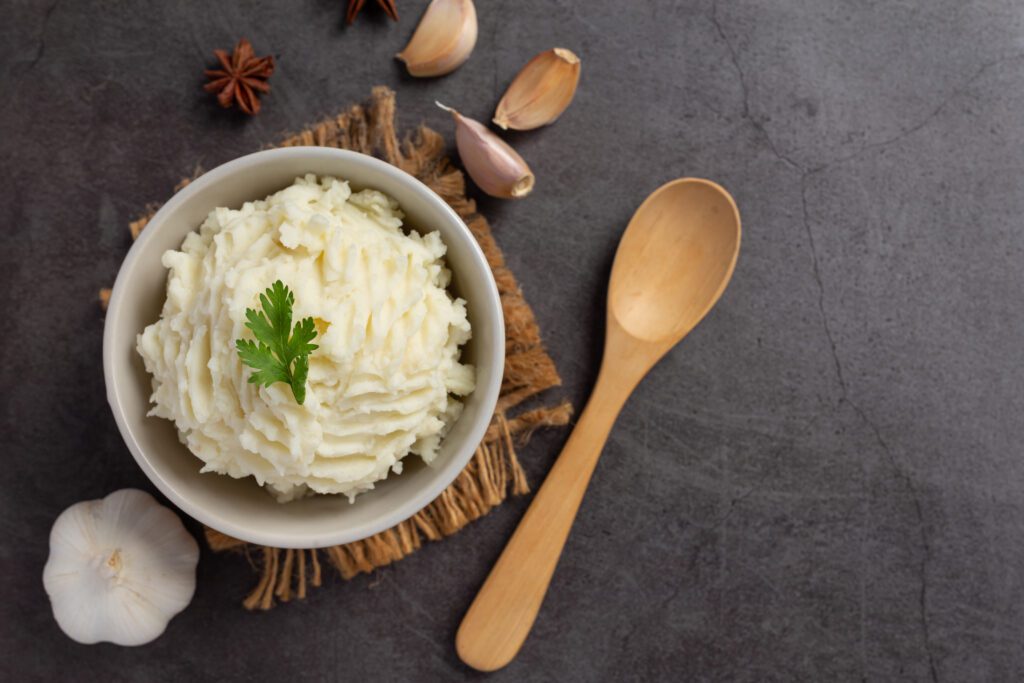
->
[455,377,628,671]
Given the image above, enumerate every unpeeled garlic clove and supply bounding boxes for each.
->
[494,48,581,130]
[396,0,478,77]
[438,102,535,199]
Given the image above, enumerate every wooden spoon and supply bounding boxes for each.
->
[455,178,742,671]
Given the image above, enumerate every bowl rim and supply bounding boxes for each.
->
[103,146,504,548]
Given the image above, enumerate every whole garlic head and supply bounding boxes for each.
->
[43,489,199,646]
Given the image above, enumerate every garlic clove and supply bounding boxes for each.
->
[438,102,535,200]
[42,489,199,646]
[493,48,581,130]
[396,0,478,77]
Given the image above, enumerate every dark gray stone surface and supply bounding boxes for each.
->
[3,0,1024,680]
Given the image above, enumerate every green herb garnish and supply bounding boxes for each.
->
[235,281,319,405]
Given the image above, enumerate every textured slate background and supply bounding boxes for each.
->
[3,0,1024,680]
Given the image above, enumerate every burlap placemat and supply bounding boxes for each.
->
[101,86,571,609]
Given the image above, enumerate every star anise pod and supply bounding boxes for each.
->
[203,39,275,115]
[346,0,399,24]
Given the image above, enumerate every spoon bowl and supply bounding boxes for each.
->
[456,178,741,671]
[609,178,741,345]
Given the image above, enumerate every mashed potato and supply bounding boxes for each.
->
[137,174,475,502]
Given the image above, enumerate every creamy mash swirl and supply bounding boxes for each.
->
[137,175,474,502]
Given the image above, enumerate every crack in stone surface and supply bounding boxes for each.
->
[854,402,938,683]
[709,5,971,677]
[820,53,1024,172]
[25,0,60,72]
[711,0,803,171]
[800,167,938,682]
[714,0,1024,178]
[797,173,847,397]
[799,169,939,683]
[695,8,1017,680]
[788,53,1024,682]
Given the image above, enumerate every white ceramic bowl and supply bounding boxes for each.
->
[103,147,504,548]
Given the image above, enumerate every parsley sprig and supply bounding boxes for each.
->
[235,281,319,405]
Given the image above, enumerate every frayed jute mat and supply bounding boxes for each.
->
[101,86,571,609]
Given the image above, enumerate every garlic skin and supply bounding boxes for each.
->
[396,0,478,77]
[494,48,581,131]
[438,102,535,199]
[43,489,199,646]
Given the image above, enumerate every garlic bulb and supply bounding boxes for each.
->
[42,489,199,646]
[494,48,581,130]
[437,102,535,199]
[396,0,478,77]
